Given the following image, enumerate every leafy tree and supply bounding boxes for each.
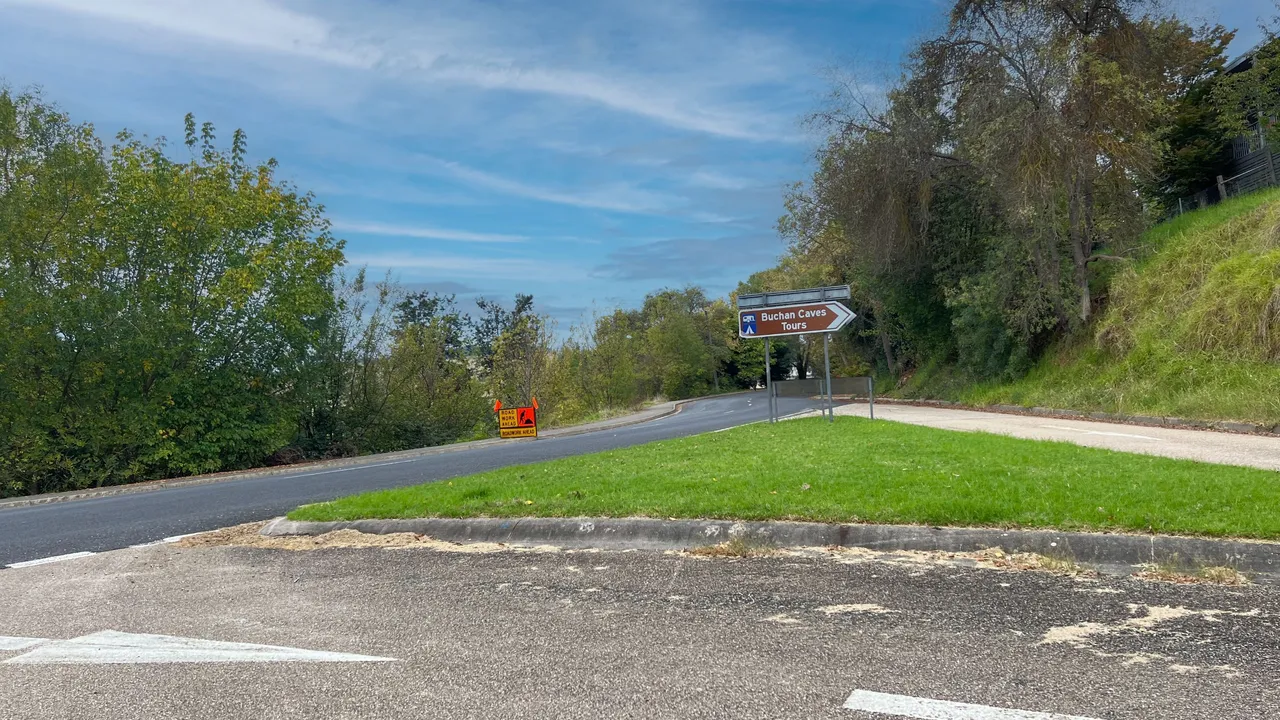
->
[470,293,533,377]
[0,96,343,495]
[1216,30,1280,149]
[490,304,553,408]
[1145,37,1235,208]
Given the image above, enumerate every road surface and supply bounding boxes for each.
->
[0,393,824,567]
[1,538,1274,719]
[830,403,1280,471]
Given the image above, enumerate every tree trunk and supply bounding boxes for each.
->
[872,299,896,374]
[1067,171,1091,323]
[879,328,896,376]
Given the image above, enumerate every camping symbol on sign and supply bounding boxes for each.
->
[741,313,757,336]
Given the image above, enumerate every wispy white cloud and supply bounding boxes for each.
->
[423,59,785,141]
[347,252,585,280]
[687,170,753,191]
[422,156,680,214]
[1,0,805,142]
[332,220,525,243]
[3,0,375,67]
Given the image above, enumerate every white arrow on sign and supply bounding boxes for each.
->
[825,302,855,330]
[0,631,394,665]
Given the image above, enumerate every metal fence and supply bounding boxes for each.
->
[774,377,873,398]
[1171,126,1278,217]
[772,376,875,419]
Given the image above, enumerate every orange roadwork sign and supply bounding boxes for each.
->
[498,405,538,438]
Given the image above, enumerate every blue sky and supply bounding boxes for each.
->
[0,0,1271,327]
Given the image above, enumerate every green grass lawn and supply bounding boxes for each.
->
[290,417,1280,539]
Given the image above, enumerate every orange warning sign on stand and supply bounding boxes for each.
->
[498,404,538,439]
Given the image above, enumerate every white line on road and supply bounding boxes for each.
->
[2,630,395,665]
[129,532,205,549]
[0,636,48,651]
[280,456,423,479]
[5,551,96,569]
[843,690,1101,719]
[1038,425,1159,441]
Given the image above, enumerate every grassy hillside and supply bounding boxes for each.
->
[963,189,1280,426]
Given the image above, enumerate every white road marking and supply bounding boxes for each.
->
[283,457,422,479]
[129,531,211,549]
[0,636,47,651]
[1038,425,1159,441]
[843,690,1101,719]
[5,551,96,569]
[3,630,395,665]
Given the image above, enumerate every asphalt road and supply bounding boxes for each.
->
[0,392,829,567]
[2,539,1276,719]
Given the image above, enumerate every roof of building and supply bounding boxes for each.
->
[1226,40,1267,75]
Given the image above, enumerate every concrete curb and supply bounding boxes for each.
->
[0,398,703,511]
[261,516,1280,576]
[873,398,1280,437]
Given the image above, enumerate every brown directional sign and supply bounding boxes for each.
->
[738,301,855,339]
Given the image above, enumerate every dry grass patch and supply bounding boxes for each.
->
[174,522,556,554]
[687,536,777,558]
[973,548,1095,577]
[1135,562,1250,586]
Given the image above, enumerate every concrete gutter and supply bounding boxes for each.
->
[261,516,1280,578]
[0,399,701,511]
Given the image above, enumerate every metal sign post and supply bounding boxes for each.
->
[738,286,854,425]
[823,333,833,423]
[738,286,855,425]
[764,337,774,423]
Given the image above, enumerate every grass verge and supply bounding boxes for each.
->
[964,188,1280,425]
[290,417,1280,539]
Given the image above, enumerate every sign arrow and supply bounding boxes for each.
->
[0,631,394,665]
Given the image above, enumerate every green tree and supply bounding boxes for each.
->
[0,99,343,496]
[490,299,554,408]
[1216,34,1280,149]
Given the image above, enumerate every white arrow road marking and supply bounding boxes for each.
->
[843,690,1101,720]
[5,551,96,569]
[0,636,48,651]
[2,630,395,665]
